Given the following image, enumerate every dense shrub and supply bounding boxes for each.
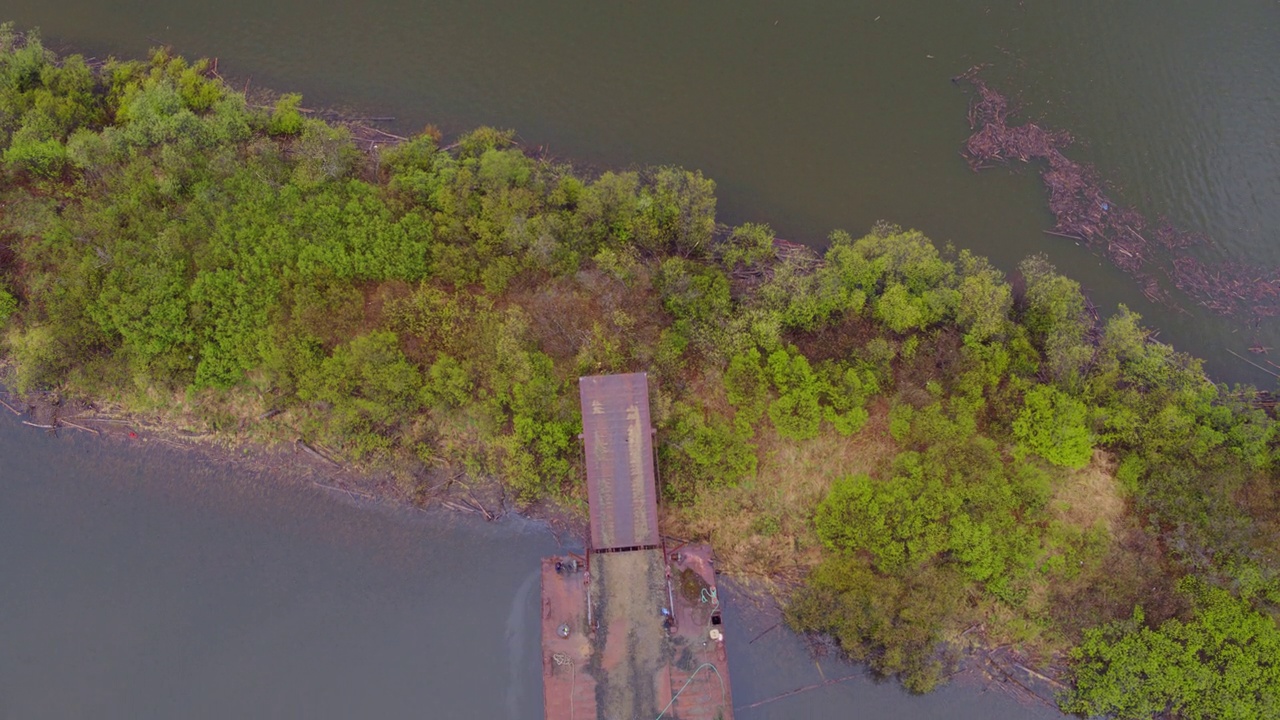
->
[1064,579,1280,720]
[0,286,16,324]
[1013,384,1093,468]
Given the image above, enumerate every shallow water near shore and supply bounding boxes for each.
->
[8,0,1279,386]
[0,414,1061,718]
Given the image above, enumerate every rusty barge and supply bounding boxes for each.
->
[541,373,734,720]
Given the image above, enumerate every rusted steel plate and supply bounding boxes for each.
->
[579,373,660,550]
[540,556,597,720]
[664,545,734,720]
[541,547,734,720]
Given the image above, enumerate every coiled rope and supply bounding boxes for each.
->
[552,652,576,720]
[654,662,727,720]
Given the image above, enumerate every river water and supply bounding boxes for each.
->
[0,414,1059,718]
[2,2,1274,716]
[8,0,1278,385]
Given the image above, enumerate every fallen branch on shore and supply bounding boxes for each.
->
[465,491,497,521]
[1014,662,1068,691]
[296,438,342,467]
[59,419,101,435]
[440,499,479,515]
[420,471,464,497]
[978,652,1062,710]
[66,415,133,425]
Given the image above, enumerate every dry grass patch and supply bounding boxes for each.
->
[1017,451,1126,627]
[1003,450,1180,653]
[665,399,897,584]
[1041,522,1183,649]
[1049,449,1125,534]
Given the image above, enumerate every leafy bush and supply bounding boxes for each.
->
[501,350,576,501]
[1064,579,1280,720]
[787,553,966,693]
[766,348,824,440]
[5,325,65,392]
[724,347,768,422]
[422,354,473,409]
[635,167,716,256]
[302,331,422,414]
[720,222,775,271]
[760,249,866,331]
[2,130,66,177]
[954,250,1012,341]
[0,286,16,324]
[291,120,360,187]
[1019,255,1092,386]
[268,92,304,136]
[662,401,757,502]
[1012,384,1093,469]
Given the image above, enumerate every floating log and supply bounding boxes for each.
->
[59,419,100,435]
[312,481,376,501]
[1226,348,1280,379]
[735,673,861,711]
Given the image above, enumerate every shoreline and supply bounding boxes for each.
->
[0,381,553,526]
[0,381,1067,714]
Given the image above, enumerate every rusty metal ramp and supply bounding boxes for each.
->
[578,373,659,551]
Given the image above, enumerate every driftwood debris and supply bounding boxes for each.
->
[1227,348,1280,379]
[957,67,1280,322]
[296,438,342,468]
[59,419,101,435]
[735,673,862,711]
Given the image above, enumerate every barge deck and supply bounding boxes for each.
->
[540,373,734,720]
